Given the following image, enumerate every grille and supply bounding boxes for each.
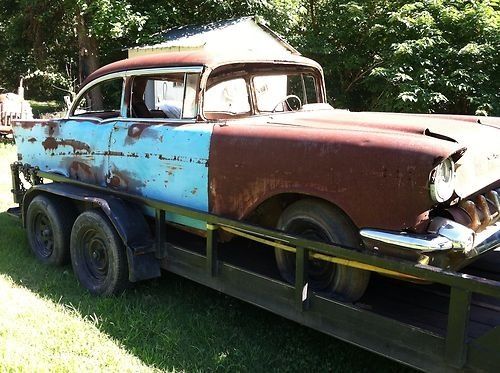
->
[445,188,500,233]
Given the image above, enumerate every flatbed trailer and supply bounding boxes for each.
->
[9,163,500,372]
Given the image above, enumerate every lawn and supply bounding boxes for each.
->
[0,143,412,372]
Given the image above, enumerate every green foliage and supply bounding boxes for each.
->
[367,0,500,115]
[0,0,498,115]
[291,0,499,115]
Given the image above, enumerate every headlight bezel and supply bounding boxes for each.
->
[429,157,456,203]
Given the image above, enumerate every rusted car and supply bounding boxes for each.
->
[12,50,500,300]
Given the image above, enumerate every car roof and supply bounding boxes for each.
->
[80,50,322,89]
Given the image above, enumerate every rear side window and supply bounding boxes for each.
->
[130,72,200,119]
[73,78,123,117]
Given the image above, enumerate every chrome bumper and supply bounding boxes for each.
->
[360,218,500,261]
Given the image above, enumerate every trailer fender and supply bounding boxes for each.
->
[22,183,161,282]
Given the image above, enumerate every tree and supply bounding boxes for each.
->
[368,0,500,115]
[284,0,499,115]
[0,0,146,100]
[0,0,498,116]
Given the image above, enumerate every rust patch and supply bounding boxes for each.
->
[28,137,37,143]
[128,123,149,138]
[159,154,208,166]
[109,175,121,188]
[106,168,145,192]
[42,137,58,150]
[62,157,106,185]
[166,165,181,176]
[17,153,23,161]
[42,137,91,153]
[69,161,94,182]
[124,123,162,145]
[43,121,60,137]
[208,118,458,231]
[19,121,36,129]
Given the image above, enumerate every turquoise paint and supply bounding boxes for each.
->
[13,119,112,186]
[108,121,213,229]
[13,118,213,231]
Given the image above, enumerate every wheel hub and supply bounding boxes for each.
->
[81,232,109,280]
[34,214,54,258]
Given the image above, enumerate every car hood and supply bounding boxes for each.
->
[265,108,500,199]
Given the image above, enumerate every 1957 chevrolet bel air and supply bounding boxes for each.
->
[12,50,500,300]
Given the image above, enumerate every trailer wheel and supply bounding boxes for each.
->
[274,199,370,302]
[70,210,129,296]
[26,194,74,265]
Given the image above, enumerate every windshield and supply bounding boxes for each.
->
[254,73,318,112]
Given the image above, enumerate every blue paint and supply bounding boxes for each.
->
[108,121,213,229]
[13,119,112,186]
[13,119,212,231]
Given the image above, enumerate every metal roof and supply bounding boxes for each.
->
[128,16,299,55]
[81,49,321,89]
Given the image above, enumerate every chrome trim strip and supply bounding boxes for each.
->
[361,218,499,258]
[472,221,500,257]
[65,117,198,125]
[428,217,475,253]
[360,229,453,252]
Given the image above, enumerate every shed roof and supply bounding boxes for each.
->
[127,16,299,55]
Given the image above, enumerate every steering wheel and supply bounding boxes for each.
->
[271,94,302,113]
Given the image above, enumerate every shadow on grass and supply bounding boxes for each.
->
[0,212,413,372]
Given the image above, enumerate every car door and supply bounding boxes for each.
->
[106,70,211,230]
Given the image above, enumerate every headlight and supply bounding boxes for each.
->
[429,157,455,202]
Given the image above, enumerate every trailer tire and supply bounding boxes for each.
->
[26,194,74,265]
[70,210,129,296]
[274,199,370,302]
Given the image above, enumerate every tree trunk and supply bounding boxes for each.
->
[309,0,317,32]
[75,11,102,109]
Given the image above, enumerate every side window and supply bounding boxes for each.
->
[130,72,200,119]
[73,78,123,117]
[204,78,250,114]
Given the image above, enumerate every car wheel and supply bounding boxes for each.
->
[70,210,129,295]
[26,194,75,265]
[274,199,370,302]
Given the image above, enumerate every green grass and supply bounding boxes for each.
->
[0,143,413,372]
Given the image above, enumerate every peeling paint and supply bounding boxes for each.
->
[42,137,91,153]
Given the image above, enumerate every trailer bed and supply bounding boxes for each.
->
[163,225,500,372]
[10,168,500,372]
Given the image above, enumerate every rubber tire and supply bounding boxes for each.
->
[70,210,129,296]
[26,194,75,265]
[274,199,370,302]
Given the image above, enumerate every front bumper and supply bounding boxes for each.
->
[360,218,500,269]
